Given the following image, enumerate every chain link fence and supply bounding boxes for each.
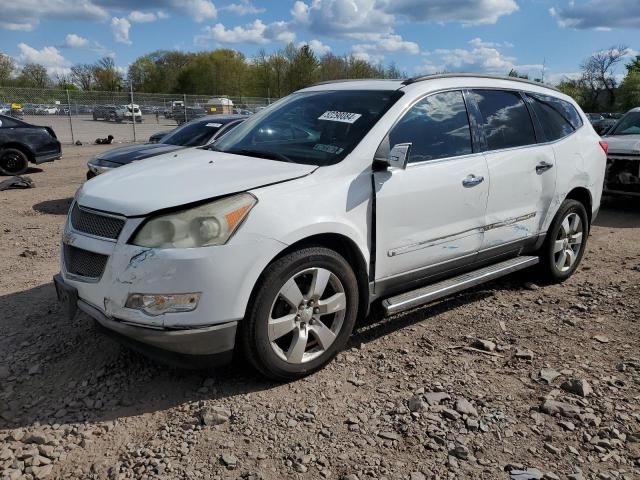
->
[0,86,274,145]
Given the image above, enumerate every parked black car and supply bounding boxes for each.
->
[92,105,125,122]
[0,114,62,175]
[148,130,173,143]
[86,115,246,179]
[173,106,207,125]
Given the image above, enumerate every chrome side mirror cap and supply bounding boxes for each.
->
[388,143,411,169]
[374,140,412,170]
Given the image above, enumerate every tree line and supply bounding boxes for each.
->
[1,43,638,112]
[0,44,403,98]
[556,46,640,113]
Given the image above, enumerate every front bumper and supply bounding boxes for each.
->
[58,202,286,359]
[55,272,237,366]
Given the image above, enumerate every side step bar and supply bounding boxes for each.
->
[382,256,539,316]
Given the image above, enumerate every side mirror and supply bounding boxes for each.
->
[373,140,412,170]
[388,143,411,169]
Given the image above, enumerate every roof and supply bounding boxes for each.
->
[401,73,561,93]
[307,74,561,94]
[303,79,406,91]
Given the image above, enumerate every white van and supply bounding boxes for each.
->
[55,74,606,380]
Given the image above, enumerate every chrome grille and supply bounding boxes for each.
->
[70,203,125,240]
[64,244,108,279]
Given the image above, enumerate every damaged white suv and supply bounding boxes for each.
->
[55,75,606,380]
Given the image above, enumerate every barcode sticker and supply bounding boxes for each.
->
[318,111,362,124]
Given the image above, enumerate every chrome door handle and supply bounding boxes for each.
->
[536,161,554,173]
[462,174,484,188]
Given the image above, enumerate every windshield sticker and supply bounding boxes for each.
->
[318,111,362,124]
[313,144,344,154]
[206,123,223,128]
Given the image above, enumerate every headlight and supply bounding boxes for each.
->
[132,193,256,248]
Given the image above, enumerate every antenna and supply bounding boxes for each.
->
[541,58,546,83]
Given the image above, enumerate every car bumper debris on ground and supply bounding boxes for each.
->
[0,145,639,480]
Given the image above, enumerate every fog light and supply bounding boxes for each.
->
[125,293,201,316]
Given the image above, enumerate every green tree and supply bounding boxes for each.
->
[625,55,640,74]
[508,68,529,79]
[0,52,15,85]
[93,57,123,91]
[17,63,50,88]
[71,64,95,90]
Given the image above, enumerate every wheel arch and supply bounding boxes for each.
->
[249,233,371,322]
[564,187,593,225]
[1,142,35,163]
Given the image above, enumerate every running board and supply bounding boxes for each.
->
[382,256,539,316]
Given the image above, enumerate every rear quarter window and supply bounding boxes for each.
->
[527,93,582,141]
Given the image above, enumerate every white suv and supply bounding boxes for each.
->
[55,75,606,380]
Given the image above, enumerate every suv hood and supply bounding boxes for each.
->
[94,143,184,165]
[78,148,317,216]
[605,134,640,155]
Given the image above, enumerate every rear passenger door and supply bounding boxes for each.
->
[466,89,556,255]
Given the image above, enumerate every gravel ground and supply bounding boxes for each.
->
[1,146,639,480]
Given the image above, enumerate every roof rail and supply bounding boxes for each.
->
[401,73,561,93]
[311,78,403,87]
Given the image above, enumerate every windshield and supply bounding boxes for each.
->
[212,90,403,166]
[608,112,640,136]
[162,120,223,146]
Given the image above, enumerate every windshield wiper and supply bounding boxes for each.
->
[226,148,293,163]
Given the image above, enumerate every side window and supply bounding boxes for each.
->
[526,93,577,141]
[388,90,473,163]
[469,90,536,151]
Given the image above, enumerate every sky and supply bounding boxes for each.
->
[0,0,639,86]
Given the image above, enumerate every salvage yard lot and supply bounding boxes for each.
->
[0,146,639,480]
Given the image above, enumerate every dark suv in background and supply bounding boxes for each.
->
[92,105,125,122]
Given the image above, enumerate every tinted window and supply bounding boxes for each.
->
[388,90,473,163]
[527,94,577,141]
[469,90,536,150]
[162,120,223,146]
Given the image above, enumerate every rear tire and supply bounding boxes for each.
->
[240,247,359,381]
[0,148,29,176]
[539,199,589,282]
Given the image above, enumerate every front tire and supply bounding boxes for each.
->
[240,247,359,381]
[0,148,29,175]
[539,199,589,282]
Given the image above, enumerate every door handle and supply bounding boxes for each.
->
[536,161,554,174]
[462,174,484,188]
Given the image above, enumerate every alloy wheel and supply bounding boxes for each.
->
[268,267,347,364]
[553,212,583,273]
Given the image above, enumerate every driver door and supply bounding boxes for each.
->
[374,90,489,291]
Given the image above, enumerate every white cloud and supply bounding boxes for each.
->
[388,0,519,25]
[291,1,310,23]
[64,33,89,48]
[354,34,420,56]
[418,38,543,77]
[16,43,71,76]
[0,0,108,32]
[157,11,169,19]
[128,11,157,23]
[111,17,132,44]
[296,0,395,36]
[551,0,640,30]
[298,39,332,56]
[221,0,265,15]
[201,19,295,44]
[174,0,217,22]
